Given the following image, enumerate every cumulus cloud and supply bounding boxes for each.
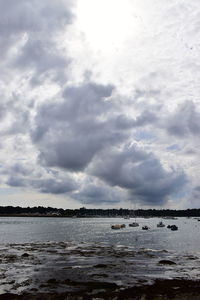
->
[32,82,124,171]
[167,101,200,137]
[31,81,162,173]
[5,162,77,195]
[90,145,186,205]
[73,182,126,204]
[0,0,74,138]
[0,0,72,58]
[31,177,76,194]
[27,77,189,206]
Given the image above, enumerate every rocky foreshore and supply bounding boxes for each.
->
[0,279,200,299]
[0,241,199,299]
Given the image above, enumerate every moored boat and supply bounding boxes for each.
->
[111,224,126,229]
[170,225,178,231]
[157,221,165,227]
[142,225,149,230]
[129,222,139,227]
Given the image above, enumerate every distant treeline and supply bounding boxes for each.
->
[0,206,200,217]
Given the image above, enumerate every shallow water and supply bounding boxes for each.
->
[0,217,199,295]
[0,240,199,295]
[0,216,199,252]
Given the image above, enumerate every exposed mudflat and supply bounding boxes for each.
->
[0,241,199,299]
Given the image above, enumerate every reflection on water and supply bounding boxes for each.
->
[0,217,199,252]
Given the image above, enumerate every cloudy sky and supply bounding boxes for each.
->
[0,0,200,209]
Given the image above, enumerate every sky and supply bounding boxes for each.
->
[0,0,200,209]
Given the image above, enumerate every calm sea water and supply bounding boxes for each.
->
[0,216,199,252]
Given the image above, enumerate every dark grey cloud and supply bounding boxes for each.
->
[134,110,158,127]
[7,176,76,194]
[73,183,124,204]
[4,161,77,195]
[0,0,73,139]
[90,145,186,205]
[193,186,200,198]
[31,178,76,194]
[6,165,77,194]
[0,0,73,84]
[167,101,200,137]
[7,176,26,188]
[0,0,72,50]
[109,109,158,131]
[189,185,200,208]
[0,103,8,121]
[0,93,31,136]
[14,37,69,85]
[2,76,188,205]
[8,163,33,177]
[32,81,161,173]
[4,109,30,135]
[28,80,188,205]
[32,82,129,171]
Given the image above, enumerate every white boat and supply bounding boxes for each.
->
[157,221,165,227]
[130,206,139,227]
[129,222,139,227]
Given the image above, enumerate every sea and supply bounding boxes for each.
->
[0,216,199,295]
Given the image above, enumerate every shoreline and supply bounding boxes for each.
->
[0,241,199,299]
[0,215,195,218]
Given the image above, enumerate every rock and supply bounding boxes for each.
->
[21,253,30,258]
[186,255,199,260]
[30,288,38,292]
[94,264,108,268]
[4,255,17,262]
[47,278,57,284]
[158,260,176,265]
[91,273,108,278]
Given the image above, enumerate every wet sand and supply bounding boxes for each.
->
[0,241,199,299]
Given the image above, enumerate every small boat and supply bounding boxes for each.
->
[129,222,139,227]
[170,225,178,231]
[157,221,165,227]
[111,224,126,229]
[142,225,149,230]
